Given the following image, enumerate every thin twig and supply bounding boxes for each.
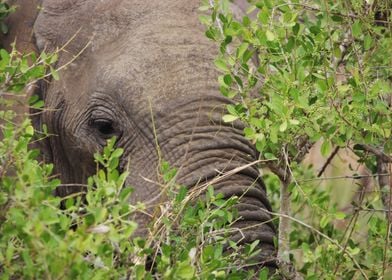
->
[259,208,369,280]
[334,176,367,276]
[58,183,89,188]
[356,144,392,163]
[382,182,391,277]
[317,146,340,177]
[277,148,291,263]
[300,173,391,182]
[353,207,392,213]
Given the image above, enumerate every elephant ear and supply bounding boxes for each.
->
[1,0,40,53]
[0,0,39,126]
[30,80,56,164]
[33,0,93,54]
[0,0,42,122]
[0,0,54,163]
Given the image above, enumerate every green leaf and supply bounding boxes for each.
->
[335,212,346,220]
[255,139,265,152]
[49,53,58,64]
[214,58,229,72]
[20,58,29,73]
[0,48,10,62]
[264,152,276,160]
[258,7,270,25]
[198,15,211,25]
[0,21,8,34]
[198,5,210,12]
[266,30,275,41]
[348,247,360,255]
[223,74,232,86]
[279,120,287,132]
[135,264,146,279]
[242,49,254,63]
[364,34,373,50]
[25,125,34,136]
[320,215,329,228]
[331,15,343,22]
[270,126,278,143]
[259,267,269,280]
[50,66,59,81]
[222,114,239,122]
[226,104,237,116]
[111,148,124,159]
[236,43,249,60]
[352,20,362,38]
[320,140,332,157]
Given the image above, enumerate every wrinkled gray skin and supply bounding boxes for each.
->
[29,0,276,269]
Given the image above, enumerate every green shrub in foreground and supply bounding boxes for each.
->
[0,45,274,279]
[0,126,269,279]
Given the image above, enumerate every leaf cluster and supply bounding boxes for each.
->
[0,47,272,279]
[202,0,391,278]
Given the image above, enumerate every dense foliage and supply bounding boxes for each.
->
[201,0,391,279]
[0,0,391,279]
[0,40,269,280]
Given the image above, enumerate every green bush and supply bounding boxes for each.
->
[201,0,391,279]
[0,46,269,279]
[0,128,266,279]
[1,1,391,279]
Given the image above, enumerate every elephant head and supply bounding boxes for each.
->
[28,0,276,269]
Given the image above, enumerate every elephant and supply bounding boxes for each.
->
[6,0,277,272]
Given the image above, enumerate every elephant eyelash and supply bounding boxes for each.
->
[90,118,117,138]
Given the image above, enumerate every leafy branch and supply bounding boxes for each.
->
[203,0,391,278]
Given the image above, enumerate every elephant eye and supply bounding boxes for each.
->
[90,119,116,137]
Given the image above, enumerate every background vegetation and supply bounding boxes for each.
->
[0,0,391,279]
[201,0,391,279]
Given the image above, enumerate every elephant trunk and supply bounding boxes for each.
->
[154,97,277,268]
[177,157,277,268]
[116,95,277,268]
[210,175,277,267]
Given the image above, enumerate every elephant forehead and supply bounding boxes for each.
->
[39,0,221,116]
[35,0,202,53]
[46,31,219,118]
[86,28,218,104]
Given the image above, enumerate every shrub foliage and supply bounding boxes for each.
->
[201,0,391,279]
[1,1,391,279]
[0,38,267,280]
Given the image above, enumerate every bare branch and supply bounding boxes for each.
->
[317,146,340,177]
[259,208,369,280]
[278,179,291,259]
[300,173,391,183]
[355,144,392,163]
[377,158,392,222]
